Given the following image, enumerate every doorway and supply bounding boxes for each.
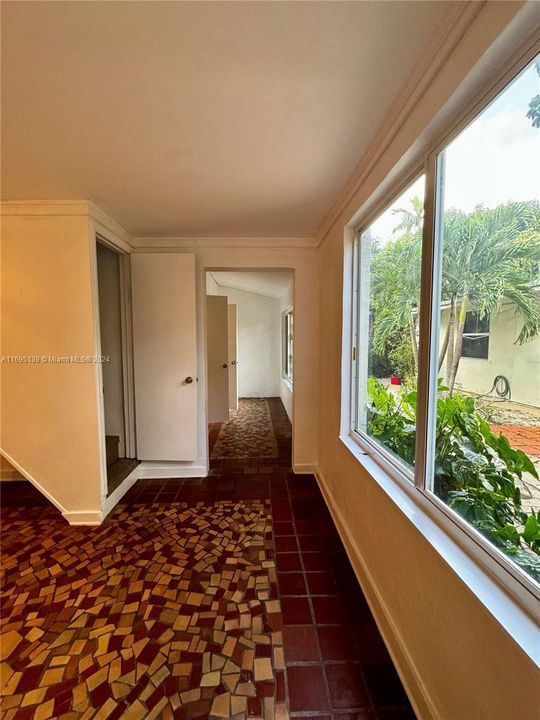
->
[96,241,139,494]
[205,270,293,462]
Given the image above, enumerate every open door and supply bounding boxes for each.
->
[207,295,229,422]
[228,304,238,411]
[131,253,198,461]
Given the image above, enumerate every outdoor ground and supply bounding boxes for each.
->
[481,399,540,514]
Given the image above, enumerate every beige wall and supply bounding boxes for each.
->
[208,284,282,398]
[1,211,103,518]
[317,3,539,719]
[0,456,23,480]
[135,244,318,471]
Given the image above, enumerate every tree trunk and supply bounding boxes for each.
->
[444,296,456,388]
[409,313,418,374]
[447,296,467,395]
[438,318,450,371]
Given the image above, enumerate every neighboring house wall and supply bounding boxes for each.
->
[317,4,537,720]
[0,210,104,521]
[440,298,540,407]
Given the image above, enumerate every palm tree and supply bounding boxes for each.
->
[440,201,540,392]
[371,231,422,371]
[391,195,424,235]
[371,200,540,394]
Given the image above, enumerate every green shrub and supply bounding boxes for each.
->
[367,379,540,581]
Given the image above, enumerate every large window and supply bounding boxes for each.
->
[354,176,425,474]
[351,53,540,592]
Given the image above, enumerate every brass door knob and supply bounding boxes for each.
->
[222,363,228,369]
[231,360,237,365]
[185,376,193,384]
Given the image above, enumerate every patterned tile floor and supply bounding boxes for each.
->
[1,397,414,719]
[210,400,280,460]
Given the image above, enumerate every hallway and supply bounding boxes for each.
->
[0,399,414,720]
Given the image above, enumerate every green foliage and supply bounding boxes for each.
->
[388,336,416,385]
[440,201,540,345]
[370,228,422,357]
[526,59,540,129]
[369,199,540,394]
[366,379,540,581]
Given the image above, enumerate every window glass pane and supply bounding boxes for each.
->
[284,310,293,381]
[356,175,425,473]
[461,334,489,360]
[431,56,540,584]
[288,312,293,380]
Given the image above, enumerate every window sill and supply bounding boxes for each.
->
[339,431,540,666]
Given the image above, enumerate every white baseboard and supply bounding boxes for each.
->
[102,466,140,518]
[0,448,67,513]
[137,461,208,479]
[313,464,435,720]
[292,463,318,475]
[62,510,103,525]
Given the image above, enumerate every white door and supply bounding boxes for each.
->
[131,253,198,461]
[207,295,229,422]
[228,304,238,411]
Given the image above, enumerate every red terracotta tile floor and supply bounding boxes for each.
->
[1,397,415,719]
[489,423,540,458]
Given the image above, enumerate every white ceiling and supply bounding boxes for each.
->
[210,271,293,302]
[1,1,455,238]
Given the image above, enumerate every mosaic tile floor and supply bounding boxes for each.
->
[1,499,286,720]
[210,399,281,460]
[1,397,415,719]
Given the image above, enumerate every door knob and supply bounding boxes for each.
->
[231,360,237,365]
[222,363,228,369]
[185,376,193,384]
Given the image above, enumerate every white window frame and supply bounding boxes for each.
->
[460,311,490,360]
[341,38,540,663]
[282,307,293,387]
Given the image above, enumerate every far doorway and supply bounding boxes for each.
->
[206,270,293,462]
[96,241,139,495]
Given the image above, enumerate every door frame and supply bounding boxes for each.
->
[90,217,136,499]
[203,266,295,463]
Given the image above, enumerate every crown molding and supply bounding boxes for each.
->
[88,202,133,249]
[0,199,92,216]
[0,199,135,251]
[131,235,317,250]
[314,0,486,248]
[0,200,316,248]
[210,272,290,302]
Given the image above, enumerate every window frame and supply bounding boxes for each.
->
[461,311,490,360]
[344,39,540,628]
[351,169,424,486]
[283,307,293,386]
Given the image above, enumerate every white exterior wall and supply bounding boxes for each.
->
[440,297,540,408]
